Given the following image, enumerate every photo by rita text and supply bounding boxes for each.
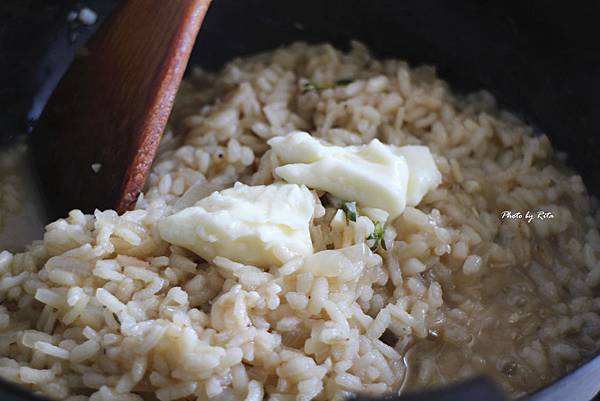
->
[500,210,555,223]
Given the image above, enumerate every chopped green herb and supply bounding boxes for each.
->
[301,81,320,93]
[113,312,120,325]
[341,201,358,222]
[366,221,386,251]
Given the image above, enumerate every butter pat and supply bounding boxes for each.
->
[393,145,442,207]
[268,131,441,219]
[270,132,409,219]
[158,182,316,268]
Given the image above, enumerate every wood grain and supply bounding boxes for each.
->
[31,0,210,217]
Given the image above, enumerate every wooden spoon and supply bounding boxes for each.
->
[31,0,211,218]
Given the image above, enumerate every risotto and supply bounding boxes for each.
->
[0,42,599,401]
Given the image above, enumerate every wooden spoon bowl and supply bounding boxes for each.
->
[31,0,210,217]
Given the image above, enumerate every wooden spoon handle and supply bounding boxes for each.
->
[32,0,211,217]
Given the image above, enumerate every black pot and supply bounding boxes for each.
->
[1,1,599,400]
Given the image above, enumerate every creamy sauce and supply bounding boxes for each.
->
[0,143,48,251]
[401,244,592,397]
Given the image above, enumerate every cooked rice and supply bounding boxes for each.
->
[0,42,599,400]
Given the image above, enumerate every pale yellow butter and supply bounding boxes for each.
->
[158,182,315,268]
[392,145,442,207]
[268,131,441,219]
